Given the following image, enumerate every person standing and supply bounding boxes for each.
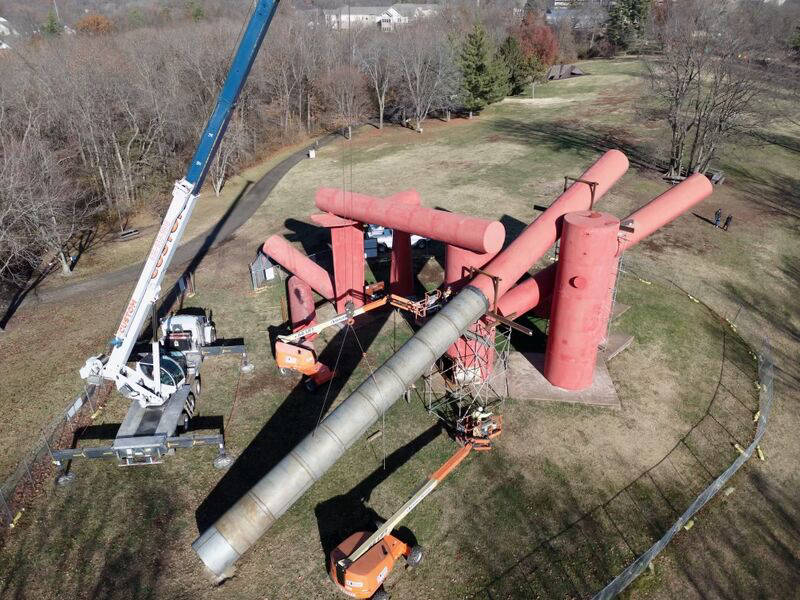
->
[714,208,722,228]
[723,214,732,231]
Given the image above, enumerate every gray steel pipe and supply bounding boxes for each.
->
[192,285,489,577]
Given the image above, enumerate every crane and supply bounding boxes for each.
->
[54,0,282,470]
[81,0,280,406]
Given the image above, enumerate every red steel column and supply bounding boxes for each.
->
[388,190,420,296]
[445,245,499,380]
[310,212,365,313]
[544,211,620,390]
[447,318,496,381]
[330,223,365,312]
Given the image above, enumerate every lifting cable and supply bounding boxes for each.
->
[313,324,350,436]
[226,367,244,434]
[351,323,387,471]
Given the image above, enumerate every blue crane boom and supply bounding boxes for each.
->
[186,0,280,191]
[81,0,281,407]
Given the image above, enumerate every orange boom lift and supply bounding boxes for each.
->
[329,413,501,600]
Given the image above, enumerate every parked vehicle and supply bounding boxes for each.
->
[366,224,427,251]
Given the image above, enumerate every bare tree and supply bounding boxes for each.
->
[394,20,461,132]
[317,64,371,139]
[357,30,395,129]
[646,0,777,176]
[0,129,88,283]
[210,110,248,196]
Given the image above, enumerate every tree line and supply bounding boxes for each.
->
[2,0,799,292]
[0,2,559,289]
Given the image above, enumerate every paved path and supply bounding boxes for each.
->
[27,135,336,306]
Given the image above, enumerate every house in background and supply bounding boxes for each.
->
[323,3,439,30]
[0,16,19,49]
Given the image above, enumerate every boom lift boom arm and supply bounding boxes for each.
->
[81,0,281,406]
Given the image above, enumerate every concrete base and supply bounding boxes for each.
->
[507,352,621,408]
[611,302,631,321]
[603,331,634,361]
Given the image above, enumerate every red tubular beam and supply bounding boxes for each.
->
[593,172,715,341]
[470,150,629,305]
[287,275,317,335]
[617,173,713,254]
[316,188,505,254]
[496,174,714,334]
[495,264,556,318]
[263,235,335,300]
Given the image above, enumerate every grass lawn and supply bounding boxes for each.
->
[1,57,798,600]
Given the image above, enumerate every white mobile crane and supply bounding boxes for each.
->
[53,0,281,470]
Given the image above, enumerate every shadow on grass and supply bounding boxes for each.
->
[313,424,441,568]
[0,471,180,600]
[488,118,666,173]
[723,162,800,219]
[195,308,393,532]
[464,329,795,600]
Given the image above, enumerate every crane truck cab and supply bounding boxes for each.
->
[160,311,216,374]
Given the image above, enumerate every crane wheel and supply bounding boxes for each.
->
[371,589,390,600]
[192,376,201,398]
[405,545,423,568]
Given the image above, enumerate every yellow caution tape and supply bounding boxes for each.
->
[10,510,23,528]
[683,519,695,531]
[756,446,765,461]
[637,277,652,285]
[733,443,745,455]
[753,410,760,422]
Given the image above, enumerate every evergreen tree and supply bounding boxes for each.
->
[486,51,510,105]
[42,10,63,36]
[607,0,651,51]
[499,36,539,95]
[459,24,509,114]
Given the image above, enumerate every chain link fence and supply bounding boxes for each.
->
[591,341,773,599]
[477,264,774,600]
[0,383,109,530]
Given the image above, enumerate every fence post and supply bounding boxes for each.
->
[0,489,13,526]
[41,429,56,464]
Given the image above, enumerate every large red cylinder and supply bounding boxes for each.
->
[287,275,317,335]
[544,211,620,390]
[263,235,335,300]
[316,188,505,254]
[471,150,629,305]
